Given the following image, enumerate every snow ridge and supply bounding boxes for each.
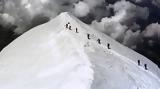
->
[0,12,159,89]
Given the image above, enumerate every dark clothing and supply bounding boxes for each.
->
[66,22,70,28]
[138,60,140,66]
[107,43,111,49]
[66,24,68,28]
[97,39,101,44]
[76,28,78,33]
[87,34,90,39]
[144,64,148,70]
[69,26,72,30]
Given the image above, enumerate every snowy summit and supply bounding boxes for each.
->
[0,12,160,89]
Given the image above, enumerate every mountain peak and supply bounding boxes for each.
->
[0,12,160,89]
[59,12,72,17]
[57,12,75,21]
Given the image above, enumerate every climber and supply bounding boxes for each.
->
[69,25,72,30]
[65,23,68,28]
[76,28,78,33]
[97,39,101,44]
[138,60,140,66]
[65,22,70,28]
[144,64,148,70]
[87,33,90,39]
[107,43,111,49]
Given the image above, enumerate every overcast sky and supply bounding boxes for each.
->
[0,0,160,67]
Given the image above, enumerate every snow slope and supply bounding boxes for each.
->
[0,12,159,89]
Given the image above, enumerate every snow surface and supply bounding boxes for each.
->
[0,12,160,89]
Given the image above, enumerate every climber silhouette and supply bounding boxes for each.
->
[69,25,72,30]
[76,28,78,33]
[87,33,90,39]
[144,64,148,70]
[138,60,140,66]
[107,43,111,49]
[65,22,70,28]
[97,39,101,44]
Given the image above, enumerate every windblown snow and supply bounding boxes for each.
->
[0,12,160,89]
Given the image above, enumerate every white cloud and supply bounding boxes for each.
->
[122,30,141,49]
[112,0,149,25]
[91,16,127,40]
[40,0,49,4]
[91,0,148,49]
[73,1,90,17]
[3,0,60,33]
[0,13,15,28]
[143,23,160,38]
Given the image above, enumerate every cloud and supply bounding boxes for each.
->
[84,0,104,8]
[73,1,90,17]
[2,0,63,33]
[111,0,149,25]
[73,0,107,18]
[143,23,160,39]
[40,0,50,4]
[91,0,149,48]
[91,18,127,41]
[152,0,160,8]
[122,30,141,49]
[0,13,15,29]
